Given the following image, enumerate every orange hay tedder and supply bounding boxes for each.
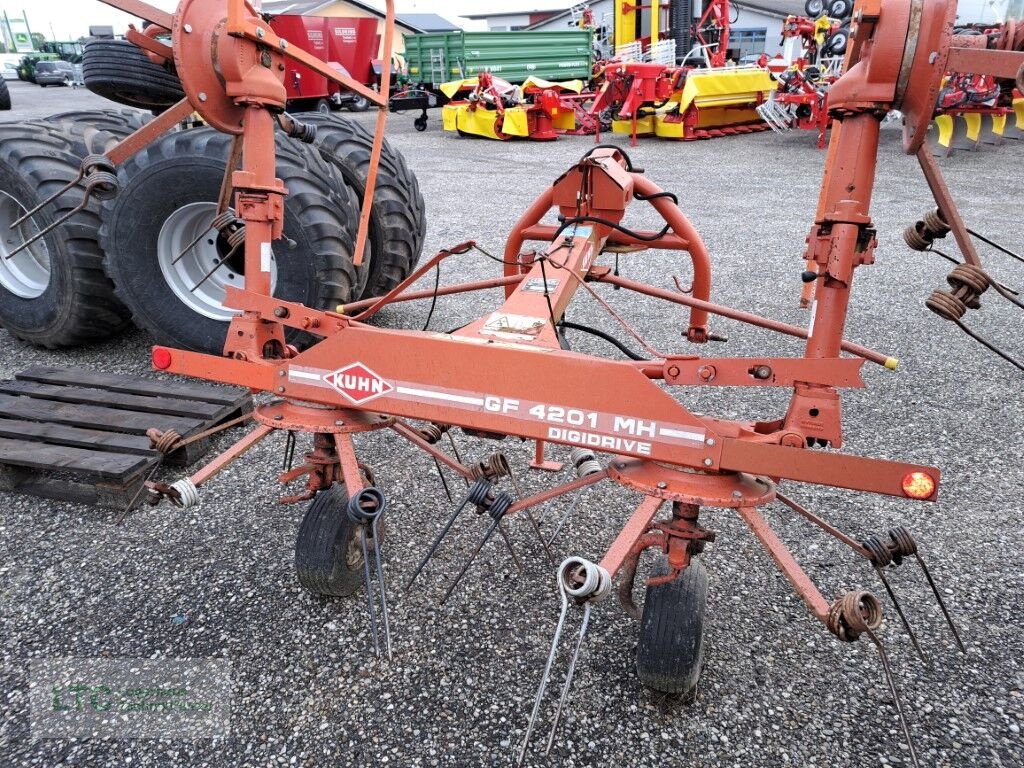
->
[19,0,1022,763]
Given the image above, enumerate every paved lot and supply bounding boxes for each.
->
[1,79,1022,767]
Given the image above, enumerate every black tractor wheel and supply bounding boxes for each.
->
[804,0,825,16]
[292,112,426,300]
[827,0,852,19]
[0,79,10,111]
[295,483,370,597]
[636,557,709,696]
[825,25,850,56]
[414,115,428,132]
[83,39,185,111]
[48,109,151,136]
[100,127,363,353]
[0,122,131,347]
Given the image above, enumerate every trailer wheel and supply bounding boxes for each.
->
[347,94,370,112]
[316,98,333,115]
[83,39,185,111]
[636,557,708,696]
[825,25,850,56]
[804,0,825,17]
[414,115,428,132]
[0,79,10,111]
[295,482,384,597]
[827,0,852,19]
[0,122,131,347]
[101,127,363,353]
[292,112,426,300]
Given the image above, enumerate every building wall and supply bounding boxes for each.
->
[476,14,536,32]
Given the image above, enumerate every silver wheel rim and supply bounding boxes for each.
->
[0,191,51,299]
[157,202,277,322]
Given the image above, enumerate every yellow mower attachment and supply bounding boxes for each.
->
[656,67,776,140]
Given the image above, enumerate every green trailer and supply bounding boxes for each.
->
[404,30,594,88]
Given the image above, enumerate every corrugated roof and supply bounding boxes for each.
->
[397,13,460,32]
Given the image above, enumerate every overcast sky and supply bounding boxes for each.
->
[0,0,1012,40]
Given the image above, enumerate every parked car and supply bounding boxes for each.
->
[0,55,21,81]
[35,60,75,87]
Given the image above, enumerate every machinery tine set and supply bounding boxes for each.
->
[828,591,921,768]
[347,487,392,660]
[518,557,611,765]
[440,488,516,604]
[6,155,118,260]
[756,97,794,133]
[546,448,603,548]
[862,526,965,654]
[473,452,555,564]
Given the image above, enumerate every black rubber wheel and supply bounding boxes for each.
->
[827,0,852,19]
[0,122,131,347]
[826,25,850,56]
[636,557,708,696]
[47,109,151,136]
[295,483,367,597]
[83,39,184,111]
[291,112,426,300]
[414,115,427,132]
[347,94,370,113]
[804,0,825,16]
[101,127,362,353]
[315,98,333,115]
[0,79,10,110]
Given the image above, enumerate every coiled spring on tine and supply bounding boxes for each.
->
[518,557,611,766]
[473,452,556,564]
[6,154,119,260]
[863,526,965,659]
[346,487,392,660]
[417,423,456,502]
[406,478,523,595]
[546,448,603,548]
[906,208,1024,371]
[828,591,921,768]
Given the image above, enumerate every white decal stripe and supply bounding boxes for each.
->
[395,386,485,407]
[288,369,324,382]
[659,427,707,443]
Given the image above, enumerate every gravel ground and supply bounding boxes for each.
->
[1,81,1022,767]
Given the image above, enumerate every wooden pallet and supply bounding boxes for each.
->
[0,365,252,510]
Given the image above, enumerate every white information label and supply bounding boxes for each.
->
[260,242,273,273]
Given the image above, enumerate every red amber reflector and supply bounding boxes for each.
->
[901,471,936,499]
[152,348,173,370]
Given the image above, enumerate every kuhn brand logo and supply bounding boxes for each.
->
[323,363,394,405]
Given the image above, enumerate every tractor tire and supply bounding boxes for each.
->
[48,109,151,136]
[0,122,131,347]
[804,0,825,16]
[636,557,708,696]
[827,0,852,19]
[295,483,377,597]
[83,39,184,111]
[100,127,362,354]
[0,79,10,111]
[292,112,426,300]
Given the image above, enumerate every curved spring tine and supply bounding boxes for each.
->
[873,565,928,665]
[433,456,453,503]
[406,480,486,590]
[864,628,921,768]
[172,218,219,267]
[506,462,556,564]
[546,492,584,549]
[358,526,382,657]
[371,516,392,660]
[496,519,525,574]
[544,602,592,754]
[8,169,84,231]
[6,198,88,261]
[440,514,503,604]
[517,586,570,767]
[189,242,243,294]
[913,553,966,653]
